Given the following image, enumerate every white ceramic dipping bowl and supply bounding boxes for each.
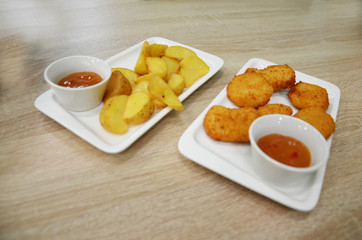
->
[249,114,329,187]
[44,55,112,111]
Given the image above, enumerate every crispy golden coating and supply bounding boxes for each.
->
[246,64,296,91]
[257,103,293,116]
[294,107,335,139]
[226,72,273,108]
[244,68,257,73]
[288,82,329,110]
[203,105,259,143]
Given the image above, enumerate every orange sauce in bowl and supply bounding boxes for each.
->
[58,72,103,88]
[257,134,311,168]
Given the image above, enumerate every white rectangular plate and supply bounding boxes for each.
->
[178,58,340,211]
[34,37,224,153]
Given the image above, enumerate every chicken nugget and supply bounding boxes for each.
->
[257,103,293,116]
[245,68,258,73]
[246,65,296,91]
[227,72,273,108]
[294,107,335,139]
[203,105,259,143]
[288,82,329,110]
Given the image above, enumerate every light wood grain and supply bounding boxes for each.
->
[1,0,361,239]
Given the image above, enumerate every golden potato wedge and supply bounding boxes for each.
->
[164,45,197,59]
[132,81,150,95]
[162,56,180,81]
[148,75,184,111]
[123,92,154,125]
[168,73,185,96]
[179,56,209,88]
[134,73,156,84]
[103,70,132,103]
[134,41,150,75]
[153,98,167,109]
[146,57,167,79]
[111,67,138,89]
[133,81,167,109]
[99,95,129,134]
[148,43,168,57]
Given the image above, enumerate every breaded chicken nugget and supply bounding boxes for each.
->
[288,82,329,110]
[227,72,273,108]
[294,107,335,139]
[245,68,258,73]
[257,103,293,116]
[246,65,296,91]
[204,105,259,143]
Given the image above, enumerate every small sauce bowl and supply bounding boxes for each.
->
[249,114,329,187]
[44,55,112,111]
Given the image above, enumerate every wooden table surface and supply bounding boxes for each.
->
[1,0,361,239]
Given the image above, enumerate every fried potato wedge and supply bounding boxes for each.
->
[123,92,154,125]
[162,56,180,81]
[132,81,150,95]
[111,67,138,89]
[99,95,129,134]
[148,43,168,57]
[179,56,209,88]
[168,73,185,96]
[148,75,184,111]
[133,80,167,109]
[103,70,132,103]
[146,57,167,79]
[164,45,197,59]
[134,41,150,75]
[134,73,156,84]
[152,98,167,109]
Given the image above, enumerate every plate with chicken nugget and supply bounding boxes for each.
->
[178,58,340,211]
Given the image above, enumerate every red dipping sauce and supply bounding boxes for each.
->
[58,72,103,88]
[257,134,311,168]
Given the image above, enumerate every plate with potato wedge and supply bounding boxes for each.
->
[35,37,224,153]
[178,58,340,211]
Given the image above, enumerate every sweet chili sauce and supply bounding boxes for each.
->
[257,134,311,168]
[58,72,103,88]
